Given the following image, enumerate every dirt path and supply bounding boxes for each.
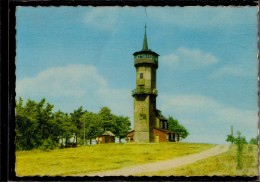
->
[79,144,229,176]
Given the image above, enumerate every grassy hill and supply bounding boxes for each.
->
[16,142,214,176]
[138,144,258,176]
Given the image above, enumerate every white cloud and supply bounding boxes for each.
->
[84,8,120,31]
[161,47,218,70]
[210,65,256,79]
[16,64,134,124]
[158,94,258,144]
[17,64,107,98]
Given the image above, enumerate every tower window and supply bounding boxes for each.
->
[140,73,143,79]
[139,113,146,120]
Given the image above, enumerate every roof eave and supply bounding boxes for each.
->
[133,50,159,56]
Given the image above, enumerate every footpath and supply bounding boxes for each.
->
[79,144,229,176]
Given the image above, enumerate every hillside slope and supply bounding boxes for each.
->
[16,143,214,176]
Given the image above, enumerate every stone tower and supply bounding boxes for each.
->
[132,26,159,142]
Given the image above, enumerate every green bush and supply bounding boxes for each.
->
[39,138,57,151]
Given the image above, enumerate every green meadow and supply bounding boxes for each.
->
[16,143,214,176]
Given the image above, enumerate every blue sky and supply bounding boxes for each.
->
[16,6,258,144]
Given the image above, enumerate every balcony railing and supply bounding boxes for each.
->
[132,88,158,96]
[134,59,158,68]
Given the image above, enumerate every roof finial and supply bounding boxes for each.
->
[142,25,148,51]
[145,7,147,27]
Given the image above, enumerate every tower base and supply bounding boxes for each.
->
[134,131,150,143]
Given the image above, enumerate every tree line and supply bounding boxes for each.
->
[15,97,131,151]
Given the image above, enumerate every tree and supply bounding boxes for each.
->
[234,131,247,169]
[15,97,56,150]
[16,98,40,149]
[112,115,131,143]
[52,111,76,148]
[80,112,103,145]
[16,113,39,150]
[70,106,87,145]
[168,116,189,139]
[15,97,132,150]
[40,102,55,145]
[16,97,37,150]
[98,107,114,132]
[249,137,257,145]
[226,130,247,169]
[226,134,235,144]
[97,107,131,142]
[34,98,55,149]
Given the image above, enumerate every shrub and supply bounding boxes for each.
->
[40,138,57,151]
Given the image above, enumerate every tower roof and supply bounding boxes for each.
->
[133,25,159,56]
[142,26,148,51]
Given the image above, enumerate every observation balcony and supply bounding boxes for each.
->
[134,59,158,68]
[132,88,158,96]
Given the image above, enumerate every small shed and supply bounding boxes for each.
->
[96,131,115,144]
[126,130,135,142]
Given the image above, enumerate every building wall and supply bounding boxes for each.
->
[127,130,179,143]
[108,136,115,143]
[149,96,156,142]
[134,54,158,143]
[134,94,157,142]
[151,68,156,89]
[126,131,134,142]
[155,117,160,128]
[134,95,150,142]
[169,133,178,142]
[136,65,152,89]
[97,136,115,144]
[153,128,168,142]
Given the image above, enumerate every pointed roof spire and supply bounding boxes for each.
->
[142,25,148,51]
